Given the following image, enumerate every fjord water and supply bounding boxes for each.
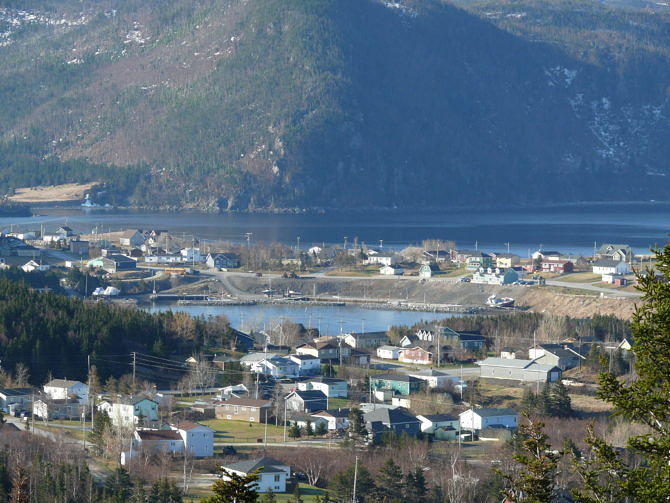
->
[6,202,670,256]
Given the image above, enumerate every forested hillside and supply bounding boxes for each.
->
[0,0,669,209]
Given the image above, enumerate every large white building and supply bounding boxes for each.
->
[111,397,159,428]
[221,457,291,493]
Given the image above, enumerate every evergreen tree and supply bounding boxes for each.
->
[130,482,147,503]
[328,464,375,503]
[105,467,132,503]
[304,420,314,437]
[403,468,427,503]
[315,421,327,436]
[90,410,112,455]
[498,418,559,503]
[201,468,259,503]
[288,422,301,439]
[347,408,367,443]
[549,380,572,417]
[373,458,404,503]
[540,383,552,416]
[291,485,303,503]
[520,388,538,415]
[574,242,670,501]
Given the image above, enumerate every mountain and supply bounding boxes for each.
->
[0,0,669,210]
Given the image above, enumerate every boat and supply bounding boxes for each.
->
[486,295,515,308]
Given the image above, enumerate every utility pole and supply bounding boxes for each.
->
[283,399,288,443]
[131,352,136,393]
[352,455,359,503]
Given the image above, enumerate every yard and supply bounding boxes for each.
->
[201,418,292,443]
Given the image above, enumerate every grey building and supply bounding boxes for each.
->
[285,390,328,413]
[477,357,561,383]
[529,344,585,370]
[101,254,136,273]
[364,407,422,440]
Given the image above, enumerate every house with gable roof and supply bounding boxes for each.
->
[173,420,214,457]
[477,357,562,382]
[459,408,518,433]
[221,457,291,493]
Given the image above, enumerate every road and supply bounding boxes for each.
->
[544,279,641,298]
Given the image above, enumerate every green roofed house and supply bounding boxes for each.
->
[370,373,424,396]
[221,457,291,493]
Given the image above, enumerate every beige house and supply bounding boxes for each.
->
[215,398,273,422]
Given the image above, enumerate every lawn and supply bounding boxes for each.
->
[557,272,601,283]
[201,419,290,443]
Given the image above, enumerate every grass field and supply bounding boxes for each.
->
[201,418,290,443]
[557,272,601,283]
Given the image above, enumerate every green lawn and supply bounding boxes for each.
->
[201,418,305,443]
[556,272,601,283]
[275,484,328,502]
[327,397,349,409]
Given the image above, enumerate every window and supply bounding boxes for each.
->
[234,406,239,414]
[274,475,280,482]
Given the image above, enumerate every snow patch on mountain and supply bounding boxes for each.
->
[0,8,88,46]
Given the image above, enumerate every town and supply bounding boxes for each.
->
[0,224,645,501]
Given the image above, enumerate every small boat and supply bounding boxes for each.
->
[486,295,515,308]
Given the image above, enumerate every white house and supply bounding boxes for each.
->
[368,253,400,266]
[43,379,88,404]
[377,345,402,360]
[180,247,203,263]
[174,420,214,457]
[310,409,350,431]
[21,259,50,272]
[119,230,145,248]
[459,408,518,433]
[380,265,404,276]
[288,354,321,376]
[298,377,348,398]
[133,429,184,455]
[409,369,460,389]
[111,397,159,428]
[221,457,291,493]
[416,413,460,436]
[592,259,629,276]
[252,356,299,378]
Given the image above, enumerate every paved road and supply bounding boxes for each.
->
[545,279,641,298]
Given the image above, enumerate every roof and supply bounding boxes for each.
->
[221,398,272,407]
[377,345,401,351]
[312,408,350,418]
[420,413,459,422]
[307,377,346,385]
[45,379,85,389]
[240,352,278,363]
[289,390,328,401]
[461,408,518,418]
[371,373,422,383]
[120,229,142,239]
[136,429,182,441]
[223,457,288,475]
[174,420,213,432]
[290,354,319,361]
[345,331,388,340]
[104,254,136,263]
[364,407,419,425]
[0,387,33,397]
[410,369,451,377]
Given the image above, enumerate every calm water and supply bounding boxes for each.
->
[2,202,669,256]
[146,302,463,335]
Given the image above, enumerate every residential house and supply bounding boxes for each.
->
[617,337,633,351]
[69,240,89,257]
[205,253,240,269]
[287,412,328,431]
[56,226,75,237]
[597,244,633,262]
[111,397,159,428]
[310,409,350,431]
[288,354,321,376]
[215,398,273,422]
[367,252,400,266]
[33,398,84,420]
[465,253,494,271]
[285,390,328,413]
[296,342,349,362]
[409,369,459,389]
[0,388,33,414]
[101,254,136,273]
[343,331,389,349]
[413,327,487,353]
[500,347,518,359]
[240,352,279,368]
[119,230,145,248]
[298,377,348,398]
[602,273,628,285]
[180,247,202,263]
[459,408,518,433]
[217,384,249,399]
[528,344,585,370]
[418,263,440,278]
[531,250,562,261]
[221,458,291,494]
[380,264,404,276]
[421,249,450,264]
[173,421,214,457]
[477,357,562,383]
[252,356,299,378]
[399,334,420,347]
[494,253,521,268]
[370,374,424,396]
[398,346,432,365]
[471,267,519,285]
[212,354,239,370]
[346,349,371,366]
[376,345,402,360]
[417,413,460,438]
[541,260,574,274]
[133,429,184,455]
[43,379,88,404]
[592,259,629,276]
[21,259,50,272]
[364,407,422,439]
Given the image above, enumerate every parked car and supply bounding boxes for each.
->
[459,277,470,283]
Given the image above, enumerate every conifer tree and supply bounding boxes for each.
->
[201,468,259,503]
[373,458,404,503]
[573,242,670,501]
